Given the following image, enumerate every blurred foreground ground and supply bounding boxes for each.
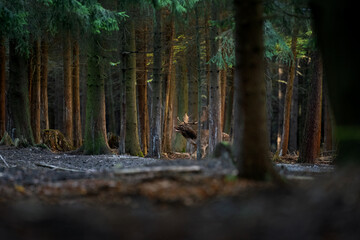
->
[0,146,359,240]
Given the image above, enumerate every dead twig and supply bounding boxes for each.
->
[0,155,9,168]
[35,162,90,173]
[114,166,202,175]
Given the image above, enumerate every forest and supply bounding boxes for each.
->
[0,0,360,239]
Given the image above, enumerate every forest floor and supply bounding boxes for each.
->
[0,146,359,240]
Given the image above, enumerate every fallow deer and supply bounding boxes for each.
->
[174,113,230,159]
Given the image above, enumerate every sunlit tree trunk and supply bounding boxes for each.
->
[233,0,279,181]
[8,40,34,145]
[63,30,73,142]
[136,25,149,155]
[220,69,227,132]
[299,52,323,163]
[41,38,49,130]
[0,37,6,138]
[125,19,143,156]
[280,31,298,156]
[30,39,41,143]
[72,39,82,147]
[149,7,162,158]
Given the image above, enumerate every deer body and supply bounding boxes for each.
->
[174,114,230,159]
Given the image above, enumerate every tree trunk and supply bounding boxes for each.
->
[8,40,34,145]
[136,25,149,155]
[280,31,298,156]
[323,82,333,151]
[148,7,162,158]
[220,69,227,132]
[195,6,207,159]
[277,64,287,151]
[72,39,82,147]
[208,3,222,153]
[83,37,111,155]
[40,38,49,130]
[0,37,6,138]
[310,0,360,165]
[224,69,234,134]
[63,30,73,142]
[161,14,175,153]
[125,20,143,156]
[30,39,41,143]
[289,60,299,152]
[233,0,279,181]
[173,55,189,152]
[298,52,323,163]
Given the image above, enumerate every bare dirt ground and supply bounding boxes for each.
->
[0,146,359,240]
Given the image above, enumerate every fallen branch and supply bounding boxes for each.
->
[0,155,9,168]
[35,162,90,173]
[114,165,202,175]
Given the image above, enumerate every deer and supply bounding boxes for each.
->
[174,113,230,159]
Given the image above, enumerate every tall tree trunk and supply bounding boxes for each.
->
[83,37,111,155]
[125,20,143,156]
[310,0,360,165]
[195,6,207,159]
[280,31,298,156]
[40,38,49,130]
[30,39,41,143]
[277,64,287,151]
[298,52,323,163]
[0,37,6,138]
[8,40,34,145]
[106,68,116,134]
[224,69,234,134]
[162,15,175,153]
[208,3,222,153]
[288,60,299,152]
[136,25,149,155]
[149,7,162,158]
[323,82,333,151]
[220,69,227,132]
[173,55,189,152]
[233,0,279,181]
[72,39,82,147]
[63,30,73,143]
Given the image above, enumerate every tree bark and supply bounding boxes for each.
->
[220,69,227,132]
[233,0,279,181]
[0,37,6,138]
[136,25,149,155]
[280,31,298,156]
[277,64,287,151]
[173,55,189,152]
[8,40,34,145]
[41,38,49,130]
[161,14,175,153]
[298,52,323,163]
[63,30,73,142]
[289,60,299,152]
[148,7,162,158]
[83,37,111,155]
[125,20,143,156]
[195,6,207,159]
[208,3,222,153]
[30,39,41,143]
[72,39,82,147]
